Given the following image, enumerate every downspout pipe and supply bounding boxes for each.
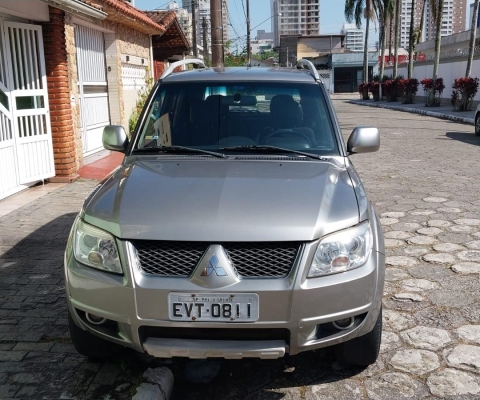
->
[39,0,107,20]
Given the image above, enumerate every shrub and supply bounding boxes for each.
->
[369,81,380,101]
[451,77,479,111]
[128,68,154,137]
[398,78,419,104]
[421,78,445,107]
[358,83,369,100]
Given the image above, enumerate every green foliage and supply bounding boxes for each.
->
[128,68,154,137]
[224,53,247,67]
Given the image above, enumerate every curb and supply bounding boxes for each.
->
[132,367,174,400]
[349,100,475,126]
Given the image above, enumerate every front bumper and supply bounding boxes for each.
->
[65,218,385,359]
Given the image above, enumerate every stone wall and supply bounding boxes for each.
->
[64,15,83,171]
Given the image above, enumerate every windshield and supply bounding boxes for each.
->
[134,82,339,156]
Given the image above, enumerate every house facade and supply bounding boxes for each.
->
[0,0,189,201]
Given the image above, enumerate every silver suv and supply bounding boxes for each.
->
[65,59,384,366]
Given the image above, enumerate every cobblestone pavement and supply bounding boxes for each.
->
[1,100,480,399]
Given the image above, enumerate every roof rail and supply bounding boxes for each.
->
[296,59,320,82]
[160,59,206,80]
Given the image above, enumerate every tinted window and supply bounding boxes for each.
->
[135,82,339,155]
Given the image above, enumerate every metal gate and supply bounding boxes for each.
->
[0,20,55,200]
[75,25,110,156]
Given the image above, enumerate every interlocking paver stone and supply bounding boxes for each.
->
[452,262,480,274]
[407,236,437,245]
[386,256,417,267]
[427,369,480,397]
[417,227,443,236]
[445,345,480,372]
[457,250,480,262]
[433,243,464,252]
[457,325,480,345]
[390,349,440,375]
[401,279,440,292]
[422,253,456,264]
[400,326,452,351]
[365,373,428,400]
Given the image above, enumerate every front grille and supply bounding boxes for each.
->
[133,241,208,277]
[139,327,290,342]
[131,241,301,278]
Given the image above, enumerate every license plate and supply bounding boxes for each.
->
[168,293,259,322]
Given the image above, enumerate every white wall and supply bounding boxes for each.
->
[385,59,480,101]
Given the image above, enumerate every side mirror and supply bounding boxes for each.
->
[103,125,129,153]
[347,127,380,154]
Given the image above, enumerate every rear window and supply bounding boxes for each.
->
[134,82,339,155]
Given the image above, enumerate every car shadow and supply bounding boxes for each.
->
[443,131,480,146]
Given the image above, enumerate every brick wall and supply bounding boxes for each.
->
[42,6,78,182]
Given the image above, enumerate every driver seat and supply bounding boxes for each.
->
[260,95,315,148]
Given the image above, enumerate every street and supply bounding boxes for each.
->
[1,98,480,399]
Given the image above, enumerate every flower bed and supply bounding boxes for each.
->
[451,77,479,111]
[398,79,419,104]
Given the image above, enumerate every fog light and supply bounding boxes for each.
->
[332,317,355,330]
[85,313,107,325]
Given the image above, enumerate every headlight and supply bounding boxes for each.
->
[73,219,122,274]
[308,221,372,278]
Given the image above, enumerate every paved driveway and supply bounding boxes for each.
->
[1,99,480,399]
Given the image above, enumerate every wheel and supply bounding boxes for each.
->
[261,129,314,147]
[335,308,382,366]
[475,114,480,137]
[68,311,119,360]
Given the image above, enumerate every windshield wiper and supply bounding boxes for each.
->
[132,146,227,159]
[219,145,328,160]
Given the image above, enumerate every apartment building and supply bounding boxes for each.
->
[386,0,466,51]
[271,0,320,47]
[182,0,229,48]
[167,2,193,44]
[341,23,364,52]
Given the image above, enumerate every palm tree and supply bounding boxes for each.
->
[466,0,480,77]
[379,0,395,80]
[393,0,401,78]
[430,0,444,88]
[408,0,417,78]
[345,0,382,84]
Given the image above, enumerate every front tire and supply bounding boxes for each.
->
[68,311,119,360]
[336,307,382,366]
[475,114,480,137]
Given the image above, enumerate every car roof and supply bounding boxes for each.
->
[161,67,319,84]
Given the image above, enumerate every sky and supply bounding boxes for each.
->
[134,0,476,49]
[135,0,351,41]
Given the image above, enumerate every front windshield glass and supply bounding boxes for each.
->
[134,82,339,155]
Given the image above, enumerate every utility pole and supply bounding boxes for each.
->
[246,0,251,66]
[210,0,223,67]
[202,17,209,66]
[191,0,198,58]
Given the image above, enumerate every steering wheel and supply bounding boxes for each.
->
[261,128,314,148]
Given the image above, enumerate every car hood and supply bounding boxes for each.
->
[83,158,360,242]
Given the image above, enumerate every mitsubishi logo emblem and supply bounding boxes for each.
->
[201,254,228,277]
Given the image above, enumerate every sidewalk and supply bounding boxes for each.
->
[348,97,475,125]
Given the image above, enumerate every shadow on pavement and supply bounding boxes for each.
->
[0,214,370,399]
[444,131,480,146]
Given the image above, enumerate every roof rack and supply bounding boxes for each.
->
[296,59,321,82]
[160,59,206,80]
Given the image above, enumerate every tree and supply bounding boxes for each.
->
[345,0,382,84]
[393,0,401,78]
[431,0,444,85]
[408,0,417,78]
[425,0,445,105]
[466,0,480,77]
[379,0,395,80]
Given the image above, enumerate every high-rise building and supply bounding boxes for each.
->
[167,2,193,44]
[470,2,480,29]
[181,0,229,49]
[341,23,364,52]
[385,0,467,51]
[271,0,320,47]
